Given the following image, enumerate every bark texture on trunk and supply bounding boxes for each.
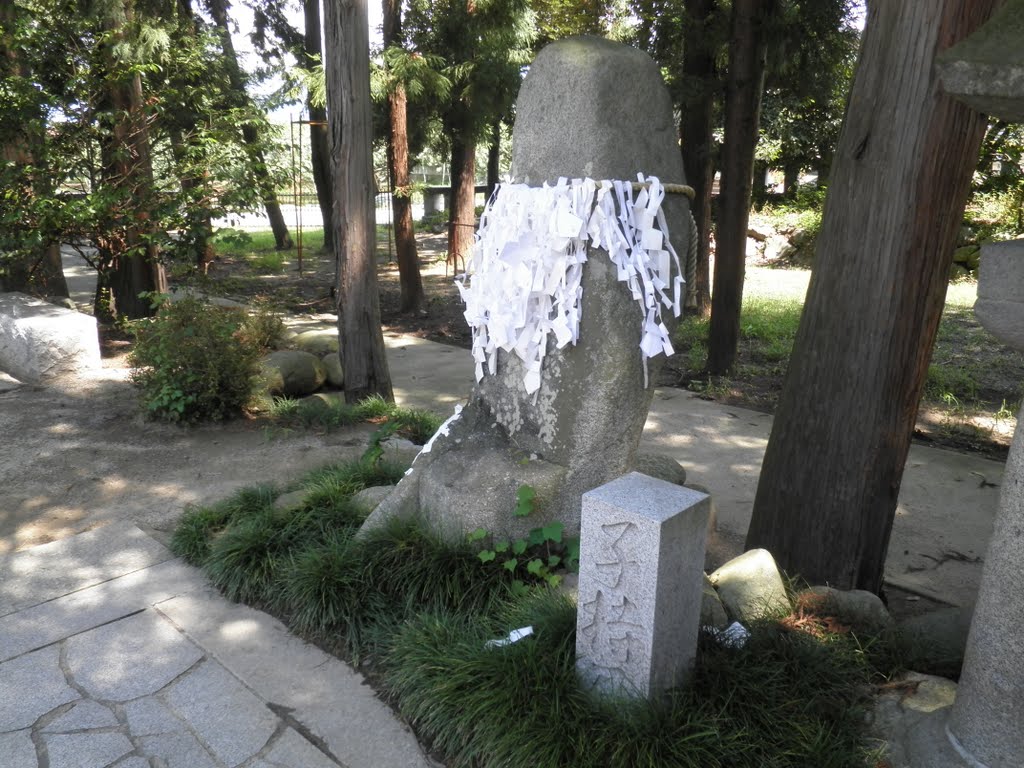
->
[325,0,394,403]
[486,119,501,199]
[680,0,717,318]
[304,0,334,252]
[746,0,1001,592]
[208,0,293,250]
[447,130,476,271]
[707,0,774,374]
[382,0,424,312]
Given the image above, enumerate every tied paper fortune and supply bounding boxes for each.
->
[456,175,684,395]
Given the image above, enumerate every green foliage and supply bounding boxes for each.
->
[127,296,262,422]
[237,298,286,352]
[262,393,443,441]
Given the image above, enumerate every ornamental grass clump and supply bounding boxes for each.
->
[128,296,262,422]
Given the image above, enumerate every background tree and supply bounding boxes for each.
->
[404,0,534,268]
[747,0,1001,592]
[324,0,394,402]
[706,0,776,374]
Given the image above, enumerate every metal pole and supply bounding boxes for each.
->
[290,115,301,275]
[297,113,304,276]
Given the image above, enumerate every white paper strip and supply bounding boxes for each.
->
[457,175,684,395]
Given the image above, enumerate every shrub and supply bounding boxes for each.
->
[238,298,286,352]
[128,296,262,422]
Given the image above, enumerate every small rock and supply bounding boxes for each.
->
[260,350,327,397]
[293,329,339,355]
[273,490,307,511]
[380,437,422,470]
[633,452,686,486]
[351,485,394,516]
[952,244,980,264]
[709,548,791,622]
[897,604,974,678]
[796,586,894,635]
[0,372,22,393]
[701,573,729,630]
[321,352,344,388]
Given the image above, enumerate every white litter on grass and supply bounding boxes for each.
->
[457,175,684,395]
[485,626,534,649]
[706,621,750,649]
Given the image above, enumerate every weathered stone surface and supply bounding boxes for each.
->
[260,350,327,397]
[163,660,279,767]
[138,731,218,768]
[0,730,37,767]
[365,38,689,544]
[973,239,1024,349]
[258,728,339,768]
[700,573,729,630]
[796,586,894,635]
[321,352,344,388]
[293,329,339,355]
[43,731,134,768]
[709,548,791,622]
[576,473,709,698]
[64,610,203,702]
[936,0,1024,121]
[0,371,21,392]
[0,292,100,383]
[123,695,185,737]
[897,605,974,678]
[41,700,119,732]
[351,485,394,516]
[633,452,687,486]
[948,398,1024,766]
[0,646,79,731]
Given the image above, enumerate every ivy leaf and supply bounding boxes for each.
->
[467,527,488,542]
[512,539,528,555]
[493,540,510,553]
[547,555,561,568]
[502,558,518,572]
[514,485,536,517]
[478,550,497,563]
[511,580,529,597]
[566,538,581,571]
[541,521,563,544]
[527,527,546,547]
[526,558,544,576]
[546,573,563,588]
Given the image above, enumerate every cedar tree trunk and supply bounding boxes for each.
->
[746,0,1000,592]
[447,129,476,270]
[382,0,424,312]
[486,119,501,199]
[707,0,774,374]
[304,0,335,252]
[208,0,293,250]
[680,0,717,317]
[324,0,394,402]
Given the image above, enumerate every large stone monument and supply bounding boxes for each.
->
[576,473,710,698]
[361,37,691,541]
[0,292,100,384]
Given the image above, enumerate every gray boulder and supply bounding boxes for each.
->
[898,604,974,678]
[633,452,686,486]
[261,350,327,397]
[0,292,100,383]
[701,573,729,630]
[796,586,894,635]
[351,486,395,517]
[321,352,344,388]
[709,548,791,622]
[293,329,339,356]
[379,437,422,471]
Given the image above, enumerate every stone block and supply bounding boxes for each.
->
[351,485,394,516]
[0,730,36,767]
[709,548,791,622]
[41,700,118,732]
[576,472,709,698]
[43,732,133,768]
[974,239,1024,349]
[0,292,100,383]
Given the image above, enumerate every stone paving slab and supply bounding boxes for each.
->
[0,558,206,663]
[0,521,173,618]
[0,524,440,768]
[156,586,438,768]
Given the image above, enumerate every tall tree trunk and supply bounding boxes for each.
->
[782,159,800,197]
[324,0,394,402]
[169,127,215,273]
[680,0,717,318]
[447,129,476,270]
[382,0,424,312]
[486,119,501,198]
[0,2,68,298]
[746,0,1000,592]
[304,0,334,252]
[706,0,774,374]
[207,0,293,250]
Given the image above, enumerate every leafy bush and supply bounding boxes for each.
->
[128,296,262,422]
[238,298,286,352]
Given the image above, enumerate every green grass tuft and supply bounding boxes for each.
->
[170,485,277,565]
